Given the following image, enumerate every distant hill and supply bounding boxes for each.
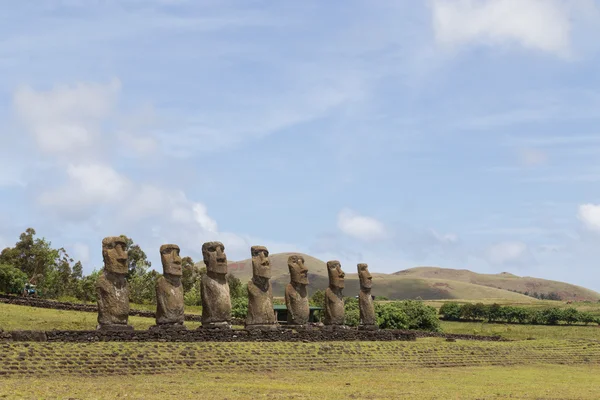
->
[196,253,600,301]
[394,267,600,302]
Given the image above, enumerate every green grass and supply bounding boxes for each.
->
[2,365,600,399]
[441,320,600,341]
[1,340,599,399]
[0,303,201,331]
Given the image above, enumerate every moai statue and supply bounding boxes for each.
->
[154,244,185,329]
[245,245,277,330]
[200,241,231,329]
[324,260,346,328]
[284,255,310,328]
[96,236,133,331]
[357,263,377,330]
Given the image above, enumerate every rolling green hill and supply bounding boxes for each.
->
[198,253,600,301]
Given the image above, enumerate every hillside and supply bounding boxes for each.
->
[197,253,600,301]
[394,267,600,302]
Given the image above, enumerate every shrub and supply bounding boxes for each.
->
[344,297,360,327]
[376,300,441,331]
[0,264,28,295]
[231,297,248,319]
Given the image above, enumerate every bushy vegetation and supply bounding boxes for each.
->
[439,302,599,326]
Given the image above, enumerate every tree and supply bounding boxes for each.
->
[0,228,57,281]
[119,235,151,278]
[310,289,325,307]
[227,274,245,300]
[439,302,462,321]
[0,264,28,294]
[181,256,199,292]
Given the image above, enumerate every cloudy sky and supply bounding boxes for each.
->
[2,0,600,291]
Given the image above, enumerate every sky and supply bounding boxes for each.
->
[2,0,600,291]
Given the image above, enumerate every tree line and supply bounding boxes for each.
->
[0,228,248,305]
[439,302,599,326]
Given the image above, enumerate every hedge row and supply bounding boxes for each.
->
[439,302,599,325]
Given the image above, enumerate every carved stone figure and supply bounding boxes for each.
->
[324,260,345,327]
[154,244,185,328]
[200,241,231,329]
[245,245,277,330]
[284,254,309,327]
[358,263,377,330]
[96,236,133,331]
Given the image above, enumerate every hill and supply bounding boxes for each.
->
[197,253,600,301]
[394,267,600,302]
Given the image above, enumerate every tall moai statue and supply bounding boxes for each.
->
[357,263,377,330]
[245,245,277,330]
[324,260,346,327]
[200,241,231,329]
[284,255,310,328]
[154,244,185,329]
[96,236,133,331]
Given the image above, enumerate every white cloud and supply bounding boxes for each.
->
[337,208,387,242]
[39,163,131,209]
[487,241,527,264]
[13,79,121,154]
[432,0,571,56]
[430,229,459,244]
[578,203,600,232]
[518,148,548,167]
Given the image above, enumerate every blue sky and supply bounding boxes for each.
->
[2,0,600,291]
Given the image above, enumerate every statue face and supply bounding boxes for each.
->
[102,236,128,275]
[288,255,308,285]
[202,241,227,275]
[358,263,372,290]
[251,245,271,279]
[160,244,182,276]
[327,260,345,289]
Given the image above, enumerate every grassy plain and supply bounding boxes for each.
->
[441,320,600,341]
[0,302,202,331]
[2,364,600,399]
[2,302,600,399]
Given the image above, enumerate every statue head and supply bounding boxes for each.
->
[202,241,227,275]
[288,254,308,285]
[160,244,182,276]
[327,260,345,289]
[102,236,128,275]
[251,245,271,279]
[357,263,372,290]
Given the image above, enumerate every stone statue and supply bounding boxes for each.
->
[324,260,345,327]
[284,254,310,327]
[357,263,377,330]
[200,241,231,329]
[245,245,277,330]
[96,236,133,331]
[154,244,185,328]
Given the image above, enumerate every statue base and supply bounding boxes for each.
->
[149,324,187,331]
[321,324,350,331]
[245,324,280,331]
[283,324,314,331]
[358,324,379,331]
[198,321,231,330]
[96,324,134,332]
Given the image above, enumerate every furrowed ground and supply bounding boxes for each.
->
[2,302,600,399]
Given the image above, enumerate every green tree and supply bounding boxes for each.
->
[0,264,28,294]
[119,235,151,278]
[0,228,57,282]
[439,302,462,321]
[310,289,325,307]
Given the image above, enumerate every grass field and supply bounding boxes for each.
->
[441,320,600,340]
[2,302,600,398]
[2,365,600,399]
[0,303,202,331]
